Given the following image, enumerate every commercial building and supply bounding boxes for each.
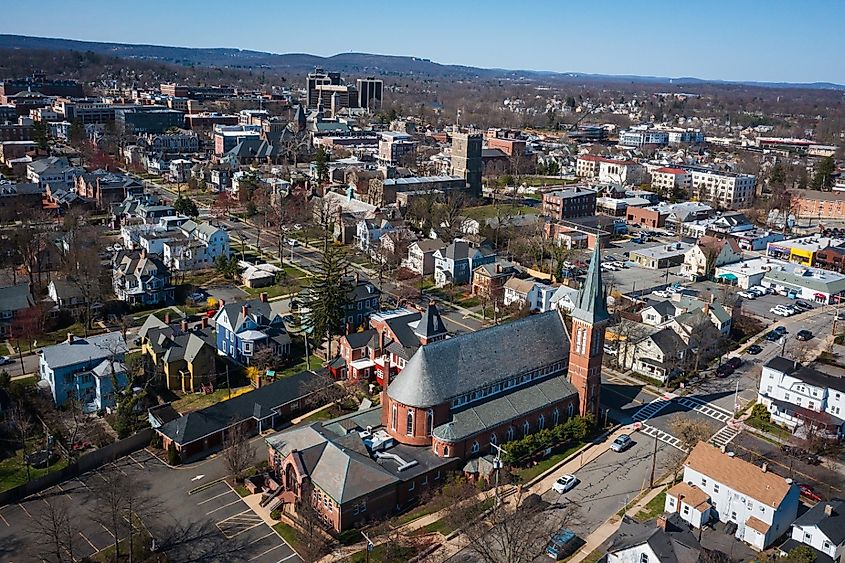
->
[788,189,845,221]
[714,257,785,289]
[629,242,692,269]
[0,77,84,103]
[758,357,845,440]
[766,235,845,266]
[451,132,483,197]
[378,131,416,165]
[542,187,597,220]
[682,166,756,210]
[185,112,239,130]
[619,127,669,148]
[650,167,690,196]
[762,262,845,303]
[356,77,384,110]
[213,124,261,155]
[665,442,799,550]
[115,107,185,134]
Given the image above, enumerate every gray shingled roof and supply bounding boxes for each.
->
[387,311,570,408]
[414,302,446,341]
[608,514,703,562]
[432,374,577,442]
[792,498,845,545]
[0,283,34,312]
[40,332,127,370]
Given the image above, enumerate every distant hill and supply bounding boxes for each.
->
[0,34,842,90]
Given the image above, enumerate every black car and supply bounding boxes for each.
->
[747,344,763,355]
[793,300,813,311]
[796,330,813,341]
[766,331,781,342]
[716,364,734,378]
[725,357,743,370]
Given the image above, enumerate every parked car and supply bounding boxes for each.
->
[747,344,763,355]
[726,357,743,370]
[652,290,671,298]
[774,326,788,336]
[545,528,579,560]
[738,291,757,299]
[716,364,734,378]
[793,300,813,311]
[781,445,821,465]
[751,285,773,295]
[766,331,781,342]
[798,484,822,503]
[611,434,633,452]
[0,355,11,365]
[552,474,579,494]
[796,330,813,341]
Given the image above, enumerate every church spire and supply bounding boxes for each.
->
[572,244,610,325]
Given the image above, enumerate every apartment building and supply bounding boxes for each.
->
[665,442,799,551]
[542,187,597,220]
[651,167,691,195]
[758,356,845,440]
[683,166,756,210]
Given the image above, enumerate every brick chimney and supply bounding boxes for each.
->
[824,504,834,516]
[656,515,668,530]
[761,462,768,473]
[66,333,74,344]
[164,312,171,325]
[219,298,225,310]
[181,319,189,333]
[200,317,208,329]
[140,247,147,258]
[260,292,268,303]
[241,305,249,318]
[379,329,385,354]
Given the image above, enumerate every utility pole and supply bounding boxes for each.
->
[225,365,231,399]
[649,431,658,488]
[361,531,374,563]
[489,442,507,507]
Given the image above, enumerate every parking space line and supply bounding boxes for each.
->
[100,523,115,538]
[248,542,284,560]
[197,490,232,505]
[247,531,275,545]
[79,531,97,551]
[206,499,243,515]
[18,503,31,518]
[127,453,145,469]
[278,553,299,562]
[0,512,8,527]
[217,509,254,524]
[225,521,264,539]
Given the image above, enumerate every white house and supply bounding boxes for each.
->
[784,498,845,562]
[758,356,845,439]
[162,220,230,270]
[502,278,556,313]
[619,325,687,383]
[549,285,579,313]
[640,296,732,336]
[680,236,743,281]
[405,239,447,276]
[665,442,799,551]
[606,514,707,563]
[356,217,395,255]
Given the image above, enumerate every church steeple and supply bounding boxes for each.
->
[573,244,610,325]
[567,242,609,420]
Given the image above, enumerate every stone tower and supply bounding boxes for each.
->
[451,132,483,198]
[567,243,610,420]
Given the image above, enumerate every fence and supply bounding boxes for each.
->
[0,427,154,506]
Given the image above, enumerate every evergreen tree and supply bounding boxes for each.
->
[69,119,85,145]
[33,120,49,150]
[300,244,353,357]
[173,196,199,217]
[811,156,835,190]
[314,146,329,183]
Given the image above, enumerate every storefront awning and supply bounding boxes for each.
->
[718,273,738,281]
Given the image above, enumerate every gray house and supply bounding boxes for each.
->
[433,240,495,287]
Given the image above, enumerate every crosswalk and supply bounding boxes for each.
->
[674,397,732,423]
[709,423,741,449]
[638,423,687,451]
[632,395,674,422]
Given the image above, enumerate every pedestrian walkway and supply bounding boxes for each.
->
[675,396,732,423]
[632,394,674,423]
[638,423,686,451]
[709,423,741,449]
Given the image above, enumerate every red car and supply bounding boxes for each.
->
[799,484,822,502]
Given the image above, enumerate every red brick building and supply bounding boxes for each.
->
[626,205,669,228]
[265,246,610,532]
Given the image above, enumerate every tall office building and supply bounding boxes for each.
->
[356,78,384,111]
[306,68,342,110]
[451,132,483,197]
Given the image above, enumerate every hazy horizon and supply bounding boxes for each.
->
[2,0,844,84]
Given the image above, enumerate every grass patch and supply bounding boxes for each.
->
[272,522,307,555]
[635,490,667,522]
[514,442,584,483]
[456,296,480,308]
[242,282,300,300]
[395,502,442,526]
[298,402,356,423]
[0,444,69,493]
[277,355,323,378]
[463,204,538,221]
[745,416,791,440]
[234,484,251,498]
[89,517,166,562]
[417,498,495,537]
[170,385,254,413]
[35,322,92,346]
[345,542,422,563]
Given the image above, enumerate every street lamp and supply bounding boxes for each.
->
[360,530,374,563]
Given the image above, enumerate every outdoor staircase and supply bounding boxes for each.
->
[709,423,741,449]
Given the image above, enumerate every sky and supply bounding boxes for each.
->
[2,0,844,84]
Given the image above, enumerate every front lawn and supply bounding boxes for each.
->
[635,490,667,522]
[463,204,538,221]
[277,354,323,377]
[345,542,424,563]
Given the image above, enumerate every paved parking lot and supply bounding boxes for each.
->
[0,448,300,563]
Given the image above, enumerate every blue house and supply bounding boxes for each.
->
[39,332,129,412]
[433,240,496,287]
[212,296,291,364]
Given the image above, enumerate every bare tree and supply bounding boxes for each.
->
[90,466,128,561]
[295,496,331,562]
[31,493,78,563]
[6,403,33,482]
[62,225,104,333]
[669,415,716,451]
[222,421,252,482]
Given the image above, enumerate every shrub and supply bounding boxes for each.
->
[150,432,163,449]
[270,509,281,520]
[338,529,362,545]
[750,403,770,422]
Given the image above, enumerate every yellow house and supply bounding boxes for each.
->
[139,314,218,393]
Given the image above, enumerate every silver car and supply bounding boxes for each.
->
[611,434,633,452]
